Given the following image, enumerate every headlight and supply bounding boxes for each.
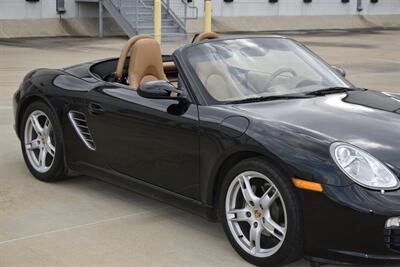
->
[330,142,399,190]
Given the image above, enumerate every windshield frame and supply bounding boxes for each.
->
[176,36,354,106]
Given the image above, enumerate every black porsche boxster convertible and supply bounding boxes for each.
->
[13,32,400,267]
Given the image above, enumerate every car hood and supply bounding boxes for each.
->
[234,90,400,169]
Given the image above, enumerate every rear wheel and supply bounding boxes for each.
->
[219,158,304,267]
[20,101,67,181]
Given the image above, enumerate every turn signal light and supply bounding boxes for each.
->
[292,178,323,192]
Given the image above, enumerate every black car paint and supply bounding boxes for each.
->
[85,87,200,198]
[13,39,400,264]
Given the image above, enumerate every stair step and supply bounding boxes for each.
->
[135,22,177,27]
[122,10,173,15]
[134,17,174,21]
[119,0,153,3]
[123,10,168,15]
[102,0,186,37]
[76,0,99,2]
[133,19,175,24]
[122,7,154,12]
[131,22,178,27]
[123,12,170,19]
[138,28,182,34]
[137,25,180,30]
[138,30,183,35]
[120,4,154,8]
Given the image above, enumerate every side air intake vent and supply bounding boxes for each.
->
[68,111,96,151]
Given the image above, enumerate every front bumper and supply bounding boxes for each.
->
[300,184,400,264]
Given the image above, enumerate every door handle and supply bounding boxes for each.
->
[88,102,104,114]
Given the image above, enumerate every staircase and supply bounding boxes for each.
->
[76,0,197,38]
[123,0,184,35]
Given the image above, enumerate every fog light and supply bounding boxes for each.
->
[386,217,400,228]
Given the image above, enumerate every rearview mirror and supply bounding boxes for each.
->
[137,80,184,100]
[331,65,346,77]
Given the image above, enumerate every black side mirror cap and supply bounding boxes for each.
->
[331,65,346,77]
[137,80,185,101]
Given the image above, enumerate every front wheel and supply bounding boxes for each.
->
[219,158,304,267]
[20,101,67,182]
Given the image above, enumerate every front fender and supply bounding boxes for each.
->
[14,68,93,173]
[248,119,352,187]
[15,69,70,135]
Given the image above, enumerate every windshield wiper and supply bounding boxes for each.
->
[305,87,360,96]
[230,94,311,104]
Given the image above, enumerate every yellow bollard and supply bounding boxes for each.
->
[204,0,212,32]
[154,0,162,43]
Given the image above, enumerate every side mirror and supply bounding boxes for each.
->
[331,65,346,77]
[137,80,184,100]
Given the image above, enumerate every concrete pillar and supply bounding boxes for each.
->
[99,0,104,37]
[204,0,212,32]
[154,0,162,42]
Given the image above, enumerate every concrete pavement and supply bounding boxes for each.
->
[0,30,399,266]
[1,15,400,38]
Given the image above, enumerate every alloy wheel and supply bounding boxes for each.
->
[24,110,56,173]
[225,171,287,258]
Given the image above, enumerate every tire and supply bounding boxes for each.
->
[20,101,67,182]
[219,157,304,267]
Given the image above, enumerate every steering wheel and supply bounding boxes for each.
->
[264,68,297,91]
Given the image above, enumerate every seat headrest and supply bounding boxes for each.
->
[115,35,152,80]
[193,32,219,43]
[128,38,167,88]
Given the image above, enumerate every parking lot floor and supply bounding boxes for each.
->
[0,29,399,266]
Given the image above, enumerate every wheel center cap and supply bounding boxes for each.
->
[254,209,262,218]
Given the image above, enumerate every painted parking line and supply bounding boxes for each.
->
[0,207,175,246]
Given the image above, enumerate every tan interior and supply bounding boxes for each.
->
[194,32,219,42]
[116,35,177,88]
[115,35,152,81]
[115,32,221,88]
[196,61,244,100]
[163,61,177,84]
[163,61,176,72]
[115,32,220,87]
[128,38,168,88]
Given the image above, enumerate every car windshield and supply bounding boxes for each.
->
[184,38,352,102]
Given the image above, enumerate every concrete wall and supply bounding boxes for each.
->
[1,0,400,38]
[191,0,400,17]
[1,0,400,20]
[0,0,77,19]
[186,14,400,33]
[0,0,116,20]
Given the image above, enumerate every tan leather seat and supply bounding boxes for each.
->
[163,61,176,72]
[196,61,244,100]
[194,32,219,42]
[128,38,168,88]
[116,35,175,86]
[115,35,152,82]
[247,71,271,92]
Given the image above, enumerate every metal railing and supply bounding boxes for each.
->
[109,0,197,34]
[110,0,150,33]
[163,0,198,29]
